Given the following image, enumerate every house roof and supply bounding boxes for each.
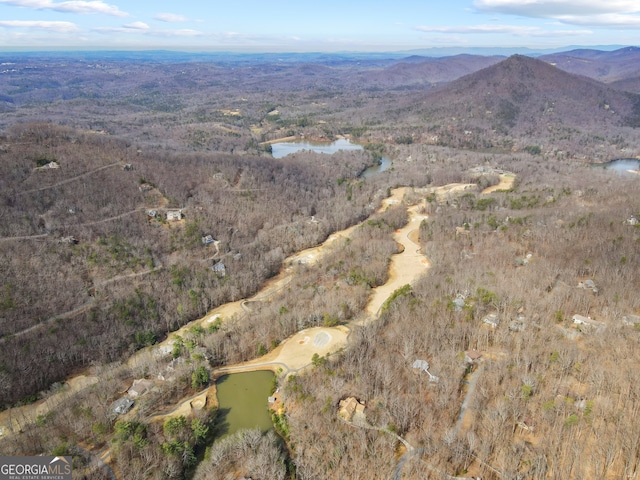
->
[212,263,226,274]
[483,313,500,326]
[338,397,365,421]
[128,379,154,398]
[453,297,465,311]
[412,359,430,371]
[466,349,483,360]
[111,397,134,415]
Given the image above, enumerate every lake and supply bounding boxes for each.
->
[270,137,391,178]
[215,370,274,438]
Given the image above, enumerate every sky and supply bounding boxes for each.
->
[0,0,638,52]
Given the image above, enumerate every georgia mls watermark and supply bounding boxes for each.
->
[1,447,116,480]
[0,456,72,480]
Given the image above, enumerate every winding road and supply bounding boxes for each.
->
[0,179,514,478]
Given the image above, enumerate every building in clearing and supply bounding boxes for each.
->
[465,349,483,364]
[338,397,366,422]
[483,313,500,328]
[412,359,430,371]
[412,359,439,383]
[578,279,599,294]
[517,417,536,432]
[212,262,226,277]
[128,379,154,398]
[202,234,215,245]
[166,209,183,221]
[452,296,466,312]
[37,161,60,170]
[110,397,134,416]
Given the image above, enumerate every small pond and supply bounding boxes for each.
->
[270,137,391,177]
[214,370,274,438]
[598,158,640,175]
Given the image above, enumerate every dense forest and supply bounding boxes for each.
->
[1,50,640,479]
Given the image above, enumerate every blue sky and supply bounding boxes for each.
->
[0,0,638,51]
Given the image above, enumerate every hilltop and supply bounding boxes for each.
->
[389,54,640,156]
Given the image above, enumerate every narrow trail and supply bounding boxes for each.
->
[18,162,125,195]
[70,207,145,227]
[0,233,48,242]
[0,208,146,241]
[95,264,164,287]
[2,301,94,341]
[1,264,163,342]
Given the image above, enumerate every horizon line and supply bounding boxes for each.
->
[0,43,635,55]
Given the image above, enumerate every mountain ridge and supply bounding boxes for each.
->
[390,54,640,154]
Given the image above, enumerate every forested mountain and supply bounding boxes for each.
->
[382,54,640,157]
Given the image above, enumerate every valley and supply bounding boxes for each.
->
[0,47,640,479]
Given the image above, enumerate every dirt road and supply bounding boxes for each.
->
[0,184,455,438]
[366,188,430,317]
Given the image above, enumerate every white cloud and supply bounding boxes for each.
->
[213,32,306,45]
[474,0,640,29]
[555,13,640,28]
[474,0,639,17]
[416,23,591,37]
[154,12,188,22]
[531,28,593,36]
[92,25,203,37]
[155,29,202,37]
[417,24,534,34]
[0,0,129,17]
[0,19,78,32]
[123,21,149,30]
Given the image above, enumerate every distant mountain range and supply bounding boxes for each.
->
[364,54,505,88]
[539,46,640,82]
[1,46,639,158]
[352,46,640,94]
